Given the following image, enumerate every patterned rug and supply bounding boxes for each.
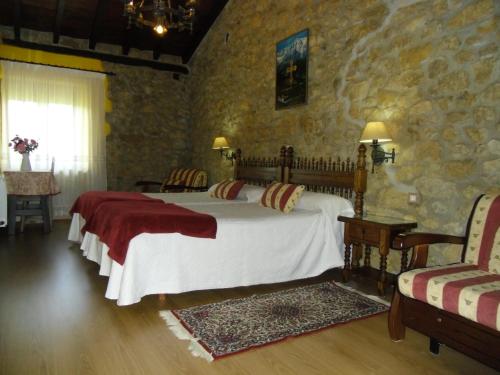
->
[159,281,389,361]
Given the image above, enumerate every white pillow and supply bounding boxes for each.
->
[237,184,266,202]
[296,191,354,216]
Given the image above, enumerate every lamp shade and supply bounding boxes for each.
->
[360,122,392,143]
[212,136,230,149]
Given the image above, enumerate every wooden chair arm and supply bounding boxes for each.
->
[135,180,162,187]
[134,180,162,193]
[393,233,466,270]
[187,185,208,192]
[392,232,466,250]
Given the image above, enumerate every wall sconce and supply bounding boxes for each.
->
[212,136,236,165]
[360,121,396,173]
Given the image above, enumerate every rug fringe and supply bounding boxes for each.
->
[332,281,391,306]
[159,310,214,362]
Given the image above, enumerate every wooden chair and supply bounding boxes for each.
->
[135,168,208,193]
[388,193,500,370]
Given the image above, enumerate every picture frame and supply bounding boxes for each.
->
[275,29,309,110]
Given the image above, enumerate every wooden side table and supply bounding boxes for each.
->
[3,171,60,235]
[337,215,417,295]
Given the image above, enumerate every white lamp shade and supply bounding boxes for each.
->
[212,136,230,149]
[360,122,392,143]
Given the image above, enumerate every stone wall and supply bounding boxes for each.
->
[104,63,192,190]
[189,0,500,271]
[0,26,193,191]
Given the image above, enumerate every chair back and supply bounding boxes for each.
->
[161,168,208,192]
[464,193,500,274]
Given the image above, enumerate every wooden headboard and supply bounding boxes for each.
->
[285,145,367,217]
[233,144,367,217]
[233,147,284,187]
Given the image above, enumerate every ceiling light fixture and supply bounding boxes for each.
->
[123,0,196,36]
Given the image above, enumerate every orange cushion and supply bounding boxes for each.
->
[260,182,305,213]
[210,180,245,200]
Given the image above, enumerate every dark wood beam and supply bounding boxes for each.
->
[53,0,65,44]
[2,39,190,75]
[89,0,111,50]
[122,20,131,56]
[153,35,162,60]
[13,0,22,40]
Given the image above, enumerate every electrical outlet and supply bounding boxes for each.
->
[408,192,420,205]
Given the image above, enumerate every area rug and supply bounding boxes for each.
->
[159,281,389,361]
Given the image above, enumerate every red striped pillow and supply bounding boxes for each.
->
[260,182,305,213]
[211,180,245,200]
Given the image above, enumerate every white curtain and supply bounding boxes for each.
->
[1,61,107,218]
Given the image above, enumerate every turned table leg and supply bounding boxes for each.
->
[378,254,388,295]
[377,228,390,296]
[400,248,409,273]
[342,242,352,282]
[364,245,371,268]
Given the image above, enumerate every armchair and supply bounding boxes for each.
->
[388,193,500,370]
[135,168,208,193]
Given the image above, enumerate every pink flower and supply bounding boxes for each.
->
[9,135,38,154]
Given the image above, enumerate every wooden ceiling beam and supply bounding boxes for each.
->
[89,0,111,50]
[53,0,65,44]
[153,35,162,60]
[122,28,131,56]
[2,38,190,75]
[13,0,22,40]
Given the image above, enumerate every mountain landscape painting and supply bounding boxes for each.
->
[276,29,309,110]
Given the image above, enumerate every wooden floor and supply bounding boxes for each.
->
[0,221,497,375]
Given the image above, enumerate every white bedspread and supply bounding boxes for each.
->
[69,192,353,306]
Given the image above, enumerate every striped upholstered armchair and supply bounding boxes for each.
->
[388,193,500,370]
[135,168,208,193]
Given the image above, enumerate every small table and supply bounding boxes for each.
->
[4,171,60,235]
[337,215,417,295]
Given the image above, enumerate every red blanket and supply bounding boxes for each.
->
[70,191,162,221]
[82,200,217,265]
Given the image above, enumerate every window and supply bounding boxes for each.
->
[1,61,107,217]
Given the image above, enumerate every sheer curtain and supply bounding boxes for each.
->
[1,61,107,217]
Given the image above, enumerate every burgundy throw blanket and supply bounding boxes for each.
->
[70,191,162,221]
[81,200,217,265]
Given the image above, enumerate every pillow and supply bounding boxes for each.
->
[295,191,354,213]
[260,182,305,213]
[210,179,245,200]
[237,184,266,202]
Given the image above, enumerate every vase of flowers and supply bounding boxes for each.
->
[8,135,39,172]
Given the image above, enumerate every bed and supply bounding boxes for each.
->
[69,145,368,305]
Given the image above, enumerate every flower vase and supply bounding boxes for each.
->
[20,153,32,172]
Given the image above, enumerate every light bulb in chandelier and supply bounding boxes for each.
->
[154,23,167,35]
[154,15,167,35]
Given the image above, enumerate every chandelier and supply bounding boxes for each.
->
[123,0,196,36]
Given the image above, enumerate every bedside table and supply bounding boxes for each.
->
[337,215,417,295]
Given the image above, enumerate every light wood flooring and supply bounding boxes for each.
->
[0,221,497,375]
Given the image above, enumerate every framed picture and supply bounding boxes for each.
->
[275,29,309,110]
